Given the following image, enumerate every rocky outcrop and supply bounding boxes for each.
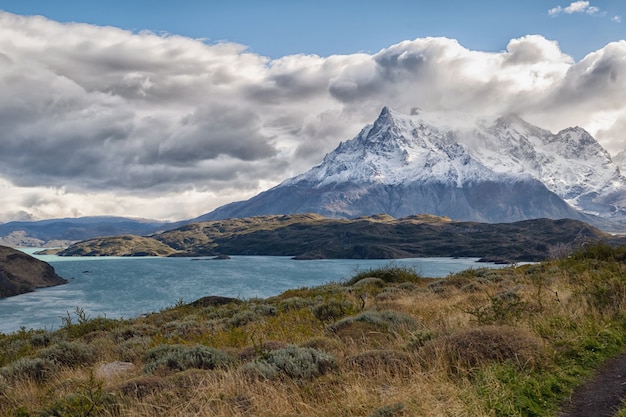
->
[0,246,67,298]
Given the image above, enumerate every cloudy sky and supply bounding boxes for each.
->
[0,0,624,222]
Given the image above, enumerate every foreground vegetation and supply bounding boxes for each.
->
[2,244,626,416]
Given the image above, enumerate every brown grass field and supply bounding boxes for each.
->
[2,243,626,416]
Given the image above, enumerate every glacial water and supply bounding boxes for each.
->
[0,251,508,334]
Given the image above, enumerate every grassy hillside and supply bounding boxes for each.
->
[57,214,617,261]
[57,234,178,257]
[2,243,626,416]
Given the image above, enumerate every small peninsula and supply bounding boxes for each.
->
[0,245,67,298]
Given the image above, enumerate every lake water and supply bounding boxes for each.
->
[0,251,505,334]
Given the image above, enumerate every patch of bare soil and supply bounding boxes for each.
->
[558,353,626,417]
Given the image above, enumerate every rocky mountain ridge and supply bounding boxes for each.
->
[200,107,623,227]
[0,216,178,248]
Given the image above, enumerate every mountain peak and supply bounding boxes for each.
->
[202,108,626,227]
[371,106,401,131]
[372,105,394,128]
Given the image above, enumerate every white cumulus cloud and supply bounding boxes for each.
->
[549,1,602,16]
[0,12,625,221]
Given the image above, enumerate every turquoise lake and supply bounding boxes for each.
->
[0,251,508,333]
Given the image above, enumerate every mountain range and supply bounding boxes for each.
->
[199,107,626,228]
[2,106,626,247]
[0,217,175,247]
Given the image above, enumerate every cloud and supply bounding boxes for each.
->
[549,1,602,16]
[0,12,625,221]
[612,15,622,23]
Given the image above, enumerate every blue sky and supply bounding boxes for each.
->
[0,1,625,221]
[0,0,624,61]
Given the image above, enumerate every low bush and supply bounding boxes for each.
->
[278,296,310,311]
[345,265,422,286]
[419,326,545,376]
[142,344,235,374]
[226,303,278,327]
[243,345,336,380]
[0,358,58,383]
[330,310,416,333]
[39,376,115,416]
[352,277,386,289]
[30,332,51,348]
[311,299,353,322]
[38,341,96,368]
[61,308,121,339]
[238,340,288,361]
[406,328,436,349]
[464,290,528,325]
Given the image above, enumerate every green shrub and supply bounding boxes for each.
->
[226,303,278,327]
[238,341,288,361]
[570,242,626,262]
[311,300,353,322]
[162,317,205,338]
[61,307,121,339]
[278,296,310,311]
[406,328,436,349]
[465,291,528,325]
[143,344,235,374]
[38,341,96,368]
[352,277,386,289]
[243,345,336,380]
[30,332,52,348]
[345,265,421,286]
[0,358,58,383]
[116,336,152,362]
[330,310,416,333]
[39,376,114,416]
[227,309,257,327]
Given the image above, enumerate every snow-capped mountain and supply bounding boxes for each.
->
[613,150,626,175]
[199,107,624,225]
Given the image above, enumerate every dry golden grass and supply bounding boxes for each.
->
[2,246,626,416]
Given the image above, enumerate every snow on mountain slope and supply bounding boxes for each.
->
[197,106,626,227]
[283,107,626,218]
[613,151,626,175]
[200,107,616,224]
[464,114,625,216]
[284,107,522,188]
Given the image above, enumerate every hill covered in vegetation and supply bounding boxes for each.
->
[2,244,626,415]
[55,214,617,262]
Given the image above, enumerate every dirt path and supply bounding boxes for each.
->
[558,353,626,417]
